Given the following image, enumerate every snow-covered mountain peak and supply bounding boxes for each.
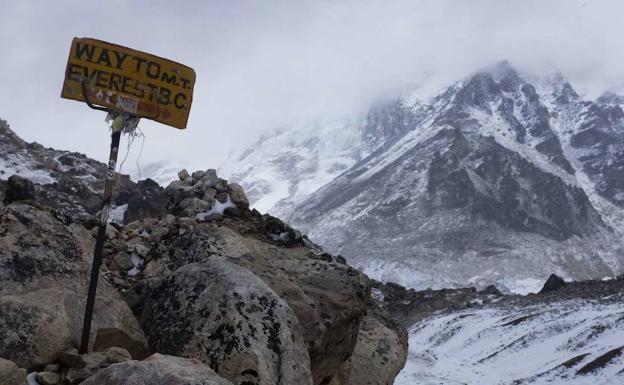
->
[220,61,624,292]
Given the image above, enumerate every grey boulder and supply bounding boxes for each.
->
[81,353,234,385]
[129,257,313,385]
[0,204,148,368]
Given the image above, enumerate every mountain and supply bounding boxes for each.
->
[220,118,367,213]
[221,62,624,292]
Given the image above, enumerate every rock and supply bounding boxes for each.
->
[80,353,234,385]
[179,197,212,217]
[112,252,133,271]
[329,310,407,385]
[58,349,86,368]
[44,364,60,373]
[215,192,229,204]
[4,175,36,204]
[539,274,567,293]
[165,213,177,225]
[0,204,148,368]
[93,329,149,360]
[192,170,206,180]
[213,179,228,193]
[124,220,143,233]
[142,259,165,278]
[223,207,243,217]
[128,257,313,385]
[119,179,168,223]
[0,357,27,385]
[204,169,218,181]
[481,284,502,296]
[65,347,133,384]
[164,180,193,206]
[227,183,249,209]
[132,243,150,259]
[148,226,169,243]
[178,169,191,181]
[202,187,217,202]
[36,371,60,385]
[105,223,119,239]
[160,225,370,384]
[177,216,196,230]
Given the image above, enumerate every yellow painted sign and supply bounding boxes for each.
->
[61,37,195,129]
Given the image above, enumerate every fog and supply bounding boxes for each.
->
[1,0,623,175]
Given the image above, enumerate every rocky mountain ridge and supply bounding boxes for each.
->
[0,121,407,385]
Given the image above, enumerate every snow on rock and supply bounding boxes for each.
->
[108,204,128,224]
[0,154,56,185]
[195,195,236,221]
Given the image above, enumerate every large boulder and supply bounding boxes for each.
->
[329,309,408,385]
[128,257,313,385]
[81,354,234,385]
[143,222,370,385]
[0,203,148,368]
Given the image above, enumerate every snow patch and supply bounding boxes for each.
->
[195,195,236,221]
[108,204,128,224]
[127,253,144,276]
[396,299,624,385]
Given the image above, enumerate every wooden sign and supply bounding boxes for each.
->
[61,37,195,129]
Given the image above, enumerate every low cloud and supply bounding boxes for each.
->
[1,0,622,173]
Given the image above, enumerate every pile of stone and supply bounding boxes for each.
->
[164,168,249,220]
[0,168,408,385]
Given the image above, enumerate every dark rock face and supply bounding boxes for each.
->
[568,103,624,206]
[539,274,567,293]
[3,175,35,204]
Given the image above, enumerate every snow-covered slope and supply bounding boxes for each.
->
[219,118,366,212]
[0,119,162,222]
[395,284,624,385]
[225,62,624,291]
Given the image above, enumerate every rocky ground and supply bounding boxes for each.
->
[0,126,408,385]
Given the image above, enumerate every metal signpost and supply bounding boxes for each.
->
[61,37,195,354]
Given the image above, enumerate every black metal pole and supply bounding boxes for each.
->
[79,129,122,354]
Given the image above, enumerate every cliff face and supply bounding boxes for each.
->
[0,122,407,385]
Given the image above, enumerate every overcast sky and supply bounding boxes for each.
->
[1,0,623,176]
